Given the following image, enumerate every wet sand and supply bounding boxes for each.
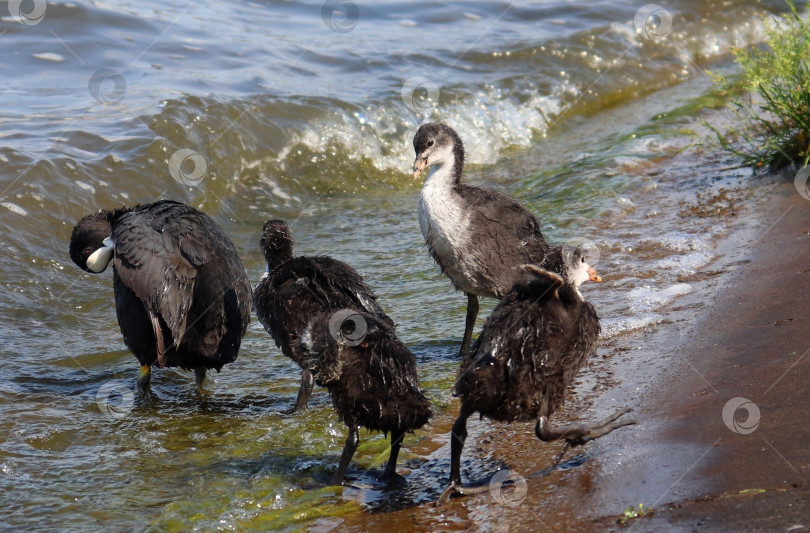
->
[597,177,810,531]
[333,175,810,532]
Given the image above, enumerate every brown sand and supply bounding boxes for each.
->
[598,177,810,531]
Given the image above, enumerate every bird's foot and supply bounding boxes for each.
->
[564,407,636,448]
[436,481,462,506]
[537,407,636,467]
[281,404,307,416]
[552,441,571,467]
[377,469,407,487]
[436,479,492,505]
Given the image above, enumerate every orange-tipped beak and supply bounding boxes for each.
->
[588,267,602,283]
[412,157,427,179]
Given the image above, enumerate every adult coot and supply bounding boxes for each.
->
[438,249,634,502]
[412,122,551,356]
[253,220,394,413]
[69,200,252,392]
[302,308,432,485]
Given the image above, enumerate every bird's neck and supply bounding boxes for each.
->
[106,205,137,226]
[425,152,462,189]
[265,245,293,273]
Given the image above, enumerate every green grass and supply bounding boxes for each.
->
[711,0,810,170]
[617,503,654,525]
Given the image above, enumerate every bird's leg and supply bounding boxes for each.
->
[194,368,207,388]
[459,293,479,357]
[137,364,151,394]
[535,405,636,463]
[437,403,474,504]
[379,429,407,485]
[331,423,359,486]
[284,368,314,415]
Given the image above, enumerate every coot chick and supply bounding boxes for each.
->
[69,200,252,392]
[412,123,551,356]
[253,220,394,413]
[302,309,432,485]
[438,250,634,502]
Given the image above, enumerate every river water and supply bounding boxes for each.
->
[0,0,800,530]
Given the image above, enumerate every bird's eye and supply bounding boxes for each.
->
[581,257,585,263]
[428,139,434,147]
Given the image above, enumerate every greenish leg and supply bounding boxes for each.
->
[195,368,207,388]
[137,365,151,394]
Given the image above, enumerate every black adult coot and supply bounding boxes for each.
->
[438,249,635,502]
[69,200,252,392]
[253,220,395,413]
[412,123,551,356]
[302,308,432,485]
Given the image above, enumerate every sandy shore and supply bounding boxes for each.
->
[594,177,810,531]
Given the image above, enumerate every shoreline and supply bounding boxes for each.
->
[602,175,810,531]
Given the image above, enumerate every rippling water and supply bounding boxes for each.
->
[0,0,797,530]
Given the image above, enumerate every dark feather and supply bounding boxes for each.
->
[254,221,393,370]
[454,184,550,297]
[70,199,252,372]
[455,268,600,423]
[303,310,432,433]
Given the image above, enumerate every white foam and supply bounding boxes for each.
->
[1,202,27,216]
[641,231,714,253]
[32,53,65,62]
[75,180,96,194]
[293,87,568,173]
[657,251,713,274]
[600,314,662,339]
[626,283,692,315]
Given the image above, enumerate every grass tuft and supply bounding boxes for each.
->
[711,0,810,170]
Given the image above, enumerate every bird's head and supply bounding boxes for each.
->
[69,211,115,273]
[260,219,294,269]
[412,122,464,180]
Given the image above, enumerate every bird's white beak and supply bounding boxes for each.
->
[413,157,428,179]
[86,236,114,273]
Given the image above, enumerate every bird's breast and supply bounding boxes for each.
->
[418,182,469,262]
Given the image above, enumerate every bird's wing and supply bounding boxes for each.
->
[458,184,549,260]
[112,205,205,347]
[307,257,393,325]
